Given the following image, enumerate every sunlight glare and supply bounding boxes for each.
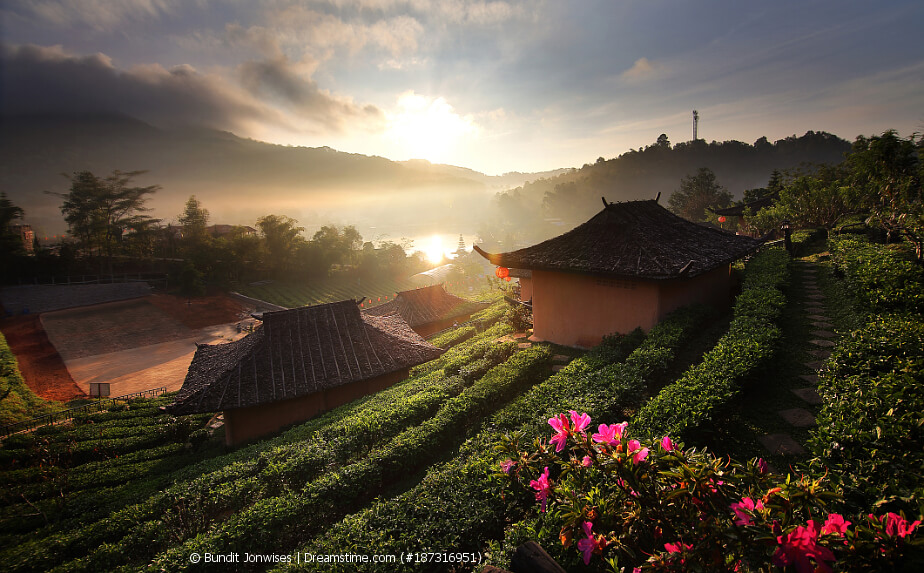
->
[424,235,444,264]
[386,91,479,164]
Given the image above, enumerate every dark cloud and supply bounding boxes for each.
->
[0,42,383,135]
[239,56,384,133]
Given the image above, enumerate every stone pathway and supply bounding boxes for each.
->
[759,260,837,458]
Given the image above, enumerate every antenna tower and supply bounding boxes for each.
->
[692,110,699,141]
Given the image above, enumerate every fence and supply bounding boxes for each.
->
[0,386,168,439]
[10,273,169,289]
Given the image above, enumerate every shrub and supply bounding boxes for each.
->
[810,315,924,513]
[499,413,923,571]
[829,235,924,314]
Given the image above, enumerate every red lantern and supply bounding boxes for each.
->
[718,216,727,223]
[495,266,510,279]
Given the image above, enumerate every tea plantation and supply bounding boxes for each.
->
[1,238,921,571]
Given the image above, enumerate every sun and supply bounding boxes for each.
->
[385,91,478,164]
[423,235,445,264]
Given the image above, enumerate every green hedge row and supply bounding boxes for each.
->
[429,325,476,348]
[829,234,924,314]
[633,248,790,439]
[810,314,924,512]
[288,305,712,571]
[145,348,551,572]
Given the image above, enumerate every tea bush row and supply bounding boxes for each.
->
[429,325,476,348]
[633,248,790,438]
[829,234,924,314]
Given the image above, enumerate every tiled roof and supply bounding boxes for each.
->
[169,300,443,414]
[362,284,489,327]
[474,199,761,280]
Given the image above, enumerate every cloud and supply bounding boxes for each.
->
[239,55,385,133]
[0,42,384,136]
[6,0,177,32]
[620,57,666,82]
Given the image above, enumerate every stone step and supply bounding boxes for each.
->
[807,314,829,321]
[517,342,533,349]
[810,329,836,338]
[798,374,821,384]
[552,364,565,372]
[552,354,572,363]
[806,294,826,301]
[759,433,806,456]
[778,408,817,427]
[808,349,832,359]
[791,387,823,405]
[805,360,826,370]
[811,321,834,329]
[810,339,836,348]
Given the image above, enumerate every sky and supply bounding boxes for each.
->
[1,0,922,175]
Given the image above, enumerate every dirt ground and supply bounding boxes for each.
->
[0,315,84,402]
[0,293,252,403]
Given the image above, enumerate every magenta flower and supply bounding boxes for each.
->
[581,455,593,467]
[882,512,921,538]
[548,413,570,452]
[757,458,769,474]
[627,439,649,463]
[569,410,591,433]
[660,435,674,451]
[577,521,597,564]
[730,497,765,526]
[529,467,552,512]
[821,514,851,537]
[500,459,516,474]
[664,541,692,554]
[772,520,836,573]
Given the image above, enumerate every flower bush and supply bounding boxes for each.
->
[499,412,923,571]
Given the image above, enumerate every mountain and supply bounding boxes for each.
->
[0,114,569,238]
[504,132,853,230]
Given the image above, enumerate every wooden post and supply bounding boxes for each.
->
[510,541,567,573]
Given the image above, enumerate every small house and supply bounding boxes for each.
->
[474,199,761,347]
[168,300,443,445]
[363,284,489,337]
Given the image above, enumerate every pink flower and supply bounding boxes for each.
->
[883,512,921,538]
[772,520,836,573]
[529,467,552,512]
[592,422,627,445]
[730,497,765,526]
[577,521,596,564]
[821,514,851,537]
[664,541,692,554]
[581,455,593,467]
[627,439,649,464]
[660,435,674,451]
[757,458,769,474]
[500,459,516,474]
[548,413,570,452]
[569,410,591,433]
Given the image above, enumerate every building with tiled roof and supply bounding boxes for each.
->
[169,299,443,444]
[474,199,761,347]
[362,284,489,337]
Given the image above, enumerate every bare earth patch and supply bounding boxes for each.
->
[1,294,253,402]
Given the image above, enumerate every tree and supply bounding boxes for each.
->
[257,214,305,275]
[656,133,670,148]
[50,170,160,268]
[668,167,733,222]
[178,195,209,245]
[846,130,923,260]
[1,192,26,256]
